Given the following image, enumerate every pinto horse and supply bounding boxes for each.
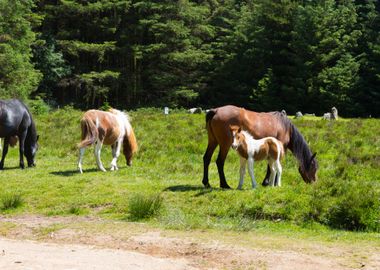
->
[203,105,318,189]
[77,108,138,173]
[230,125,284,189]
[0,99,39,169]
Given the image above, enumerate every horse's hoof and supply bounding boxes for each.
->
[261,179,270,187]
[202,179,211,188]
[221,185,231,189]
[203,183,211,188]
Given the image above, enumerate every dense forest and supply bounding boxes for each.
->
[0,0,379,116]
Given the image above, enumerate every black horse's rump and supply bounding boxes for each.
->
[0,99,38,169]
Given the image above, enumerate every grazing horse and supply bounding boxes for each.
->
[230,125,284,189]
[77,108,138,173]
[0,99,39,169]
[202,105,318,189]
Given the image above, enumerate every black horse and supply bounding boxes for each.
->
[0,99,39,169]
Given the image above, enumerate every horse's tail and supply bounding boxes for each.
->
[205,109,217,140]
[78,115,98,148]
[205,109,216,128]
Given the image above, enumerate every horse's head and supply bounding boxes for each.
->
[25,135,39,167]
[123,129,138,167]
[123,146,134,166]
[229,125,244,150]
[299,152,318,183]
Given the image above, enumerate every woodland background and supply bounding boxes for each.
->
[0,0,379,116]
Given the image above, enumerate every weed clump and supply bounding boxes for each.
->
[128,193,163,220]
[1,192,23,210]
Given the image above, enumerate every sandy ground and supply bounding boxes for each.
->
[0,238,194,270]
[0,215,379,270]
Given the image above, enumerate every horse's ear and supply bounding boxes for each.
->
[310,152,317,162]
[37,135,39,141]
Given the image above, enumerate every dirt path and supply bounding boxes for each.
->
[0,215,379,269]
[0,237,194,270]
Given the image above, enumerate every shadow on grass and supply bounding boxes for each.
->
[0,166,22,171]
[50,168,98,177]
[163,184,213,197]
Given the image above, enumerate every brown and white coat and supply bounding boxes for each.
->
[230,125,284,189]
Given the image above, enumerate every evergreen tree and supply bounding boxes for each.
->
[353,0,380,116]
[291,0,361,114]
[0,0,41,99]
[36,0,127,107]
[117,0,214,107]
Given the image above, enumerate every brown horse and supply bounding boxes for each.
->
[203,105,318,188]
[77,108,138,173]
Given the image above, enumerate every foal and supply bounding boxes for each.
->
[230,125,284,189]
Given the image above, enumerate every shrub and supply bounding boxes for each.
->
[27,97,51,115]
[128,193,163,221]
[1,192,23,210]
[326,183,380,232]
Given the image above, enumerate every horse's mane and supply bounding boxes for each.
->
[273,112,317,171]
[109,108,132,135]
[109,108,138,154]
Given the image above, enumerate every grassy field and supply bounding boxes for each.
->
[0,107,379,243]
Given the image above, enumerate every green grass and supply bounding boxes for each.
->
[0,107,379,240]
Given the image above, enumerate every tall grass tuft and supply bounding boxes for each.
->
[1,192,23,210]
[128,193,163,221]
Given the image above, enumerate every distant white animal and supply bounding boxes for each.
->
[322,107,338,120]
[188,107,202,114]
[295,111,303,119]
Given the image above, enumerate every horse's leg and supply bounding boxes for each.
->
[247,157,257,189]
[0,138,9,170]
[110,140,121,171]
[202,141,217,188]
[262,165,271,186]
[216,145,231,189]
[110,143,117,171]
[275,160,282,187]
[18,131,27,169]
[78,147,86,173]
[268,161,276,187]
[94,141,106,172]
[237,157,247,190]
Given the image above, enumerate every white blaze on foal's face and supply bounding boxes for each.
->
[230,126,243,150]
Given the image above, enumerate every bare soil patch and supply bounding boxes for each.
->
[1,215,379,269]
